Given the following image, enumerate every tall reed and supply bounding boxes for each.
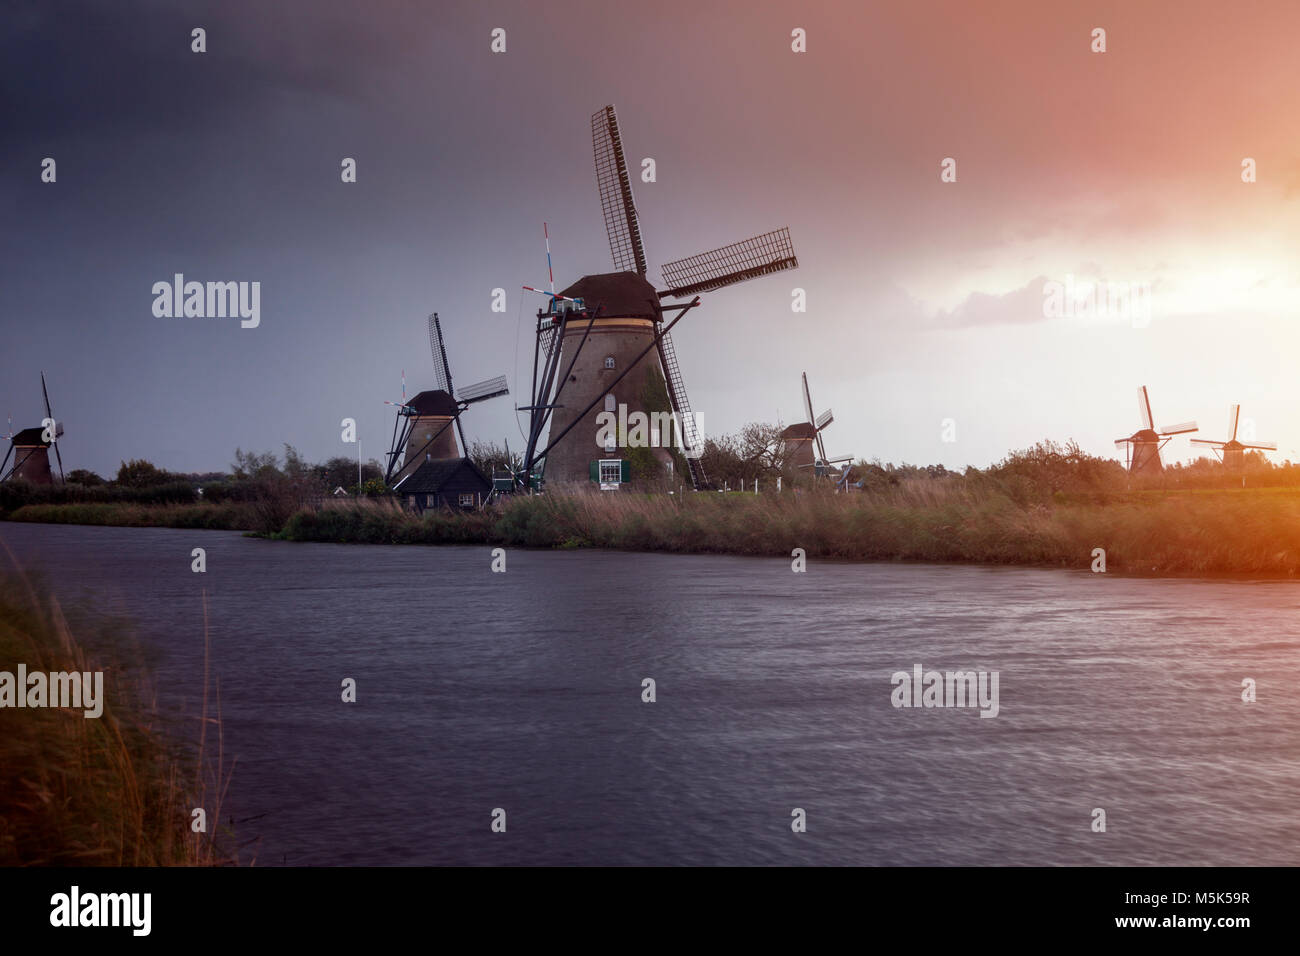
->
[0,539,240,865]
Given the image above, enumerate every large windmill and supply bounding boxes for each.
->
[383,313,509,486]
[1,373,64,485]
[518,104,799,491]
[1190,404,1275,467]
[1114,385,1197,473]
[782,372,852,480]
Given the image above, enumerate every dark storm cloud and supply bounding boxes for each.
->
[0,0,402,148]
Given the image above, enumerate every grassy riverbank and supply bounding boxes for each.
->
[5,501,258,530]
[275,482,1300,575]
[7,482,1300,574]
[7,439,1300,574]
[0,571,235,865]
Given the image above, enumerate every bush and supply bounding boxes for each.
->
[115,459,174,488]
[65,469,105,486]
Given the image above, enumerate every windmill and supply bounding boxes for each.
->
[1114,386,1197,473]
[518,104,799,491]
[1,373,64,485]
[1190,404,1275,467]
[782,372,851,480]
[384,313,509,485]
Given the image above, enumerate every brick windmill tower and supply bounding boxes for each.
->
[1,373,64,485]
[1114,385,1197,473]
[518,104,800,491]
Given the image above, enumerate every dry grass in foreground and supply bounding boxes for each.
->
[0,557,239,865]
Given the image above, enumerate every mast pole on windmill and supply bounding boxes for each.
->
[545,221,556,304]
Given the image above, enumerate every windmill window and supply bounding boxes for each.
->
[604,432,616,452]
[604,394,616,412]
[458,493,475,507]
[599,460,623,484]
[604,356,615,369]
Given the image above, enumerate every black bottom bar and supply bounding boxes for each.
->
[0,865,1276,943]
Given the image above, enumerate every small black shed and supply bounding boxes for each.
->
[395,457,492,512]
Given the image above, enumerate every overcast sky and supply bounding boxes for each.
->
[5,0,1300,477]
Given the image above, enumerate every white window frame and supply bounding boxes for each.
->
[458,493,475,507]
[599,459,622,486]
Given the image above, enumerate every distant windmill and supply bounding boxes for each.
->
[384,313,509,485]
[1190,404,1275,467]
[1,373,64,485]
[783,373,851,479]
[1114,385,1197,473]
[518,103,800,492]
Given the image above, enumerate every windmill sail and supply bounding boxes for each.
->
[458,375,509,405]
[799,372,843,466]
[428,313,453,395]
[1137,386,1154,430]
[40,371,64,482]
[660,228,799,299]
[656,328,708,484]
[592,105,647,276]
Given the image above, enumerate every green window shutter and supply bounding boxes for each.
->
[589,460,599,481]
[620,459,631,482]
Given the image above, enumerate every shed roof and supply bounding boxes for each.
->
[396,457,492,495]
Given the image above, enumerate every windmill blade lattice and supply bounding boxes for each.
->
[1138,386,1154,431]
[428,313,453,395]
[660,228,799,299]
[592,105,647,276]
[458,375,510,405]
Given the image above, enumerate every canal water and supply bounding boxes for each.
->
[3,522,1298,865]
